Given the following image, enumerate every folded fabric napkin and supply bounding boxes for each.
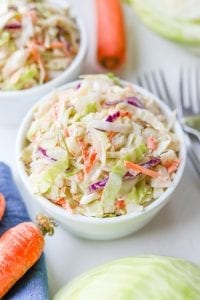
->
[0,162,49,300]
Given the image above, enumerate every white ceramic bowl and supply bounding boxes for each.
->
[0,0,87,127]
[16,80,187,240]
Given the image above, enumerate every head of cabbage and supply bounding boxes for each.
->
[131,0,200,48]
[54,255,200,300]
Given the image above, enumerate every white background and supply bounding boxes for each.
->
[0,1,200,298]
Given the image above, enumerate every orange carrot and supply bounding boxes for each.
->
[120,110,132,118]
[116,199,125,209]
[77,137,89,163]
[56,198,66,207]
[26,10,37,23]
[166,160,180,175]
[85,150,97,174]
[147,136,158,151]
[50,41,65,49]
[29,42,46,82]
[0,193,6,221]
[76,171,84,182]
[107,131,117,140]
[124,161,160,178]
[96,0,126,69]
[0,222,44,298]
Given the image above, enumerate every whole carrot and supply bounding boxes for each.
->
[0,222,44,298]
[0,215,55,298]
[96,0,126,69]
[0,192,6,221]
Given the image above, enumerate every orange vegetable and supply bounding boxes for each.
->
[96,0,126,69]
[124,161,160,178]
[107,131,117,140]
[26,10,37,23]
[29,42,46,83]
[50,41,65,49]
[147,136,158,151]
[56,198,66,207]
[116,199,125,209]
[85,150,97,174]
[76,171,84,182]
[0,193,6,221]
[120,110,132,118]
[77,137,89,163]
[166,160,180,174]
[0,222,44,298]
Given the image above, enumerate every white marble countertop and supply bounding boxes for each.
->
[0,1,200,298]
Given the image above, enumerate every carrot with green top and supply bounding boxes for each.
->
[96,0,126,69]
[0,193,6,221]
[0,217,55,298]
[124,161,160,178]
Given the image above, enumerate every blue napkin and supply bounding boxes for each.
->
[0,162,49,300]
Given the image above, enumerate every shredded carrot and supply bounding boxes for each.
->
[63,128,69,138]
[120,110,132,118]
[166,159,180,174]
[85,150,97,174]
[50,41,65,49]
[147,136,158,151]
[26,10,37,23]
[107,131,117,140]
[77,137,89,163]
[29,42,46,82]
[116,199,125,209]
[56,198,66,207]
[124,161,160,178]
[76,171,84,182]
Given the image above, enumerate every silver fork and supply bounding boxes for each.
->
[136,69,200,176]
[179,67,200,141]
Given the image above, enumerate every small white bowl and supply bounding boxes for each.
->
[0,0,87,127]
[16,80,187,240]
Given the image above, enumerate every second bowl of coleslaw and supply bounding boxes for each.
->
[16,74,186,240]
[0,0,87,126]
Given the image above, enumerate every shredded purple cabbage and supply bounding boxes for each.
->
[104,96,144,109]
[5,23,22,30]
[76,82,81,90]
[89,177,108,192]
[38,146,57,162]
[105,100,122,106]
[89,157,161,192]
[141,157,161,169]
[125,96,144,109]
[105,111,120,122]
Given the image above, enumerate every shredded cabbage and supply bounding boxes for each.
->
[21,74,180,218]
[0,0,80,90]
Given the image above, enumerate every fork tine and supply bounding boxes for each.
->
[188,149,200,177]
[179,67,184,117]
[150,71,165,103]
[159,70,175,110]
[136,75,144,88]
[195,66,200,112]
[143,73,155,93]
[136,73,154,93]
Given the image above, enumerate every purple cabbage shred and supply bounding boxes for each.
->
[105,111,120,122]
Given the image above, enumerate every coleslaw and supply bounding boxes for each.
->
[21,74,180,218]
[0,0,80,90]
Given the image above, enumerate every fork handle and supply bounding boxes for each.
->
[183,125,200,142]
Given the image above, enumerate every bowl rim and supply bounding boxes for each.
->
[16,79,187,225]
[0,3,87,97]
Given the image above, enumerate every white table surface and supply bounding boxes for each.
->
[0,1,200,298]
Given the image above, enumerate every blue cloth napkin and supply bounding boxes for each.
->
[0,162,49,300]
